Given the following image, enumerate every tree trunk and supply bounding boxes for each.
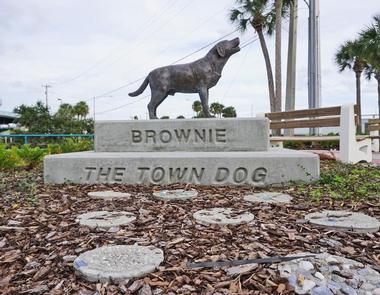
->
[275,0,282,113]
[255,26,276,112]
[355,70,362,133]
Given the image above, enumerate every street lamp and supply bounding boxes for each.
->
[93,95,113,121]
[57,98,62,106]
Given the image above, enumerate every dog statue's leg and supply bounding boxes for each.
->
[147,101,156,119]
[199,88,212,118]
[148,90,167,119]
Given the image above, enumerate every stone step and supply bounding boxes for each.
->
[94,118,269,152]
[44,149,319,186]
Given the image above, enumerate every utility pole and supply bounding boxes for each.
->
[307,0,321,135]
[93,97,96,121]
[285,0,298,136]
[42,84,51,108]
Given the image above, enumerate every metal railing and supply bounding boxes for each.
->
[0,134,94,144]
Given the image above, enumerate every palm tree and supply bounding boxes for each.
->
[210,102,225,118]
[222,106,237,118]
[57,103,74,119]
[192,100,203,115]
[275,0,283,113]
[230,0,276,112]
[335,40,366,132]
[73,101,89,120]
[360,15,380,119]
[230,0,291,113]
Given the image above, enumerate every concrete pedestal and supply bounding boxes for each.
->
[44,149,319,186]
[95,118,269,152]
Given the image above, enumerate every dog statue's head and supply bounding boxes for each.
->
[214,38,240,59]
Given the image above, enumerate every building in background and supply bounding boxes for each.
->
[0,110,19,131]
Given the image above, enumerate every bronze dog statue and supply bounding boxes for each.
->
[129,38,240,119]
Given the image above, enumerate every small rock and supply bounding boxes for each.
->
[295,279,316,294]
[63,255,77,262]
[314,272,325,281]
[299,260,314,271]
[138,284,152,295]
[279,264,293,277]
[319,238,343,248]
[288,274,297,286]
[338,269,354,279]
[24,261,41,270]
[326,257,339,265]
[331,274,346,283]
[7,220,21,226]
[327,281,342,292]
[226,263,257,276]
[372,288,380,295]
[361,283,375,290]
[340,284,358,295]
[107,226,120,233]
[311,286,334,295]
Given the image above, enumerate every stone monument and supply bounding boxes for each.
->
[44,117,319,185]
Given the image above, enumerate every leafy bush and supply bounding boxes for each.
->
[283,141,306,150]
[0,145,23,169]
[47,143,63,154]
[59,138,93,153]
[16,145,46,168]
[318,140,339,150]
[0,138,93,170]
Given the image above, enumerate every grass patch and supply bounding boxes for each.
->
[296,161,380,200]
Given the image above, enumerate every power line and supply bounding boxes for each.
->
[222,37,258,100]
[95,95,149,115]
[53,0,178,86]
[117,3,232,82]
[95,0,198,74]
[169,30,239,65]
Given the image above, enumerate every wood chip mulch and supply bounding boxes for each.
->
[0,166,379,295]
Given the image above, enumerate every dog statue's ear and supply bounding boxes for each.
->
[216,44,225,57]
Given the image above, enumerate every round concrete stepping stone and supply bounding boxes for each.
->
[244,192,293,204]
[278,252,380,294]
[76,211,136,229]
[87,190,131,200]
[193,207,254,226]
[74,245,164,283]
[153,189,198,201]
[305,210,380,233]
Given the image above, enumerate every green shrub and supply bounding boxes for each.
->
[60,138,93,153]
[0,138,93,170]
[47,143,63,154]
[318,140,339,150]
[299,162,380,200]
[0,145,23,169]
[283,141,306,150]
[16,145,46,168]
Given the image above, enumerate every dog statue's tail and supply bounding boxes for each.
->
[128,76,149,97]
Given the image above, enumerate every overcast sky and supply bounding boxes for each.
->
[0,0,379,120]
